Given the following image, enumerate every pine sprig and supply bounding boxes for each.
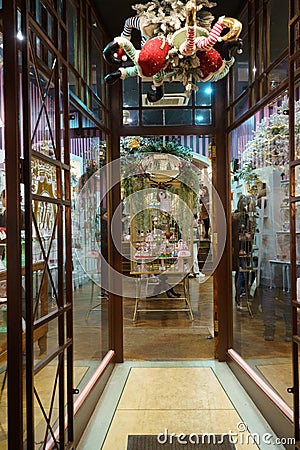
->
[132,0,216,40]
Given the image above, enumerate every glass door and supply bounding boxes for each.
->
[120,135,221,361]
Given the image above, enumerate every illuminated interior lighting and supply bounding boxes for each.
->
[204,87,212,95]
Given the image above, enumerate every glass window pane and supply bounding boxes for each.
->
[195,83,212,106]
[195,109,211,125]
[270,0,288,63]
[234,60,249,98]
[295,85,300,160]
[91,39,102,98]
[230,96,292,408]
[69,69,78,96]
[92,17,103,43]
[234,94,250,120]
[269,58,288,90]
[68,2,77,69]
[91,97,103,124]
[295,167,300,197]
[71,128,110,365]
[142,109,163,125]
[59,0,65,21]
[123,77,139,107]
[141,81,191,107]
[124,109,139,126]
[165,109,193,125]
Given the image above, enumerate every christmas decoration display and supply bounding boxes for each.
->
[120,136,200,209]
[103,0,243,102]
[238,98,300,182]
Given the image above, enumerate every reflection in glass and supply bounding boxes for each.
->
[142,109,163,126]
[195,82,212,106]
[71,127,110,367]
[269,58,288,91]
[165,109,193,125]
[68,2,77,69]
[296,91,300,160]
[123,77,139,107]
[195,109,211,125]
[234,93,249,119]
[92,97,103,123]
[68,69,78,96]
[119,135,214,359]
[270,0,288,63]
[230,95,292,409]
[123,109,138,126]
[91,38,102,98]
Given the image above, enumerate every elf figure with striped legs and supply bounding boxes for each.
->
[103,0,243,102]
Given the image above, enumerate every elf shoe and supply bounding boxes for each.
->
[103,41,123,66]
[104,70,122,85]
[222,38,243,61]
[147,85,164,103]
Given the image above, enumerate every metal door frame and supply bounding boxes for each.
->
[288,0,300,447]
[3,1,74,448]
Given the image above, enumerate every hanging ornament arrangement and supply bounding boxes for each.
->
[120,136,200,210]
[102,0,243,102]
[238,98,300,182]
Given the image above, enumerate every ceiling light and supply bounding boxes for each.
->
[204,87,212,95]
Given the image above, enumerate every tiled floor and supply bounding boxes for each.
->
[77,361,286,450]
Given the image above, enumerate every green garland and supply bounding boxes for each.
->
[121,137,199,210]
[120,136,193,159]
[139,139,193,159]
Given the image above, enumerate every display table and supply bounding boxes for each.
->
[268,259,300,292]
[0,261,48,364]
[131,264,194,322]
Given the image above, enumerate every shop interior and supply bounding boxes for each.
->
[0,0,297,444]
[0,111,295,440]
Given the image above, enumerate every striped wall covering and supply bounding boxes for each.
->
[69,135,212,165]
[167,135,211,157]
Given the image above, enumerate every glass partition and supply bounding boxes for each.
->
[230,93,293,409]
[122,77,214,127]
[71,120,110,363]
[119,135,217,360]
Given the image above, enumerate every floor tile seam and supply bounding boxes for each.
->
[76,365,134,449]
[209,364,243,410]
[208,363,286,450]
[115,407,236,411]
[124,358,216,367]
[80,364,133,429]
[123,360,217,367]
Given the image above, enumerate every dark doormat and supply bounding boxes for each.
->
[127,434,236,449]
